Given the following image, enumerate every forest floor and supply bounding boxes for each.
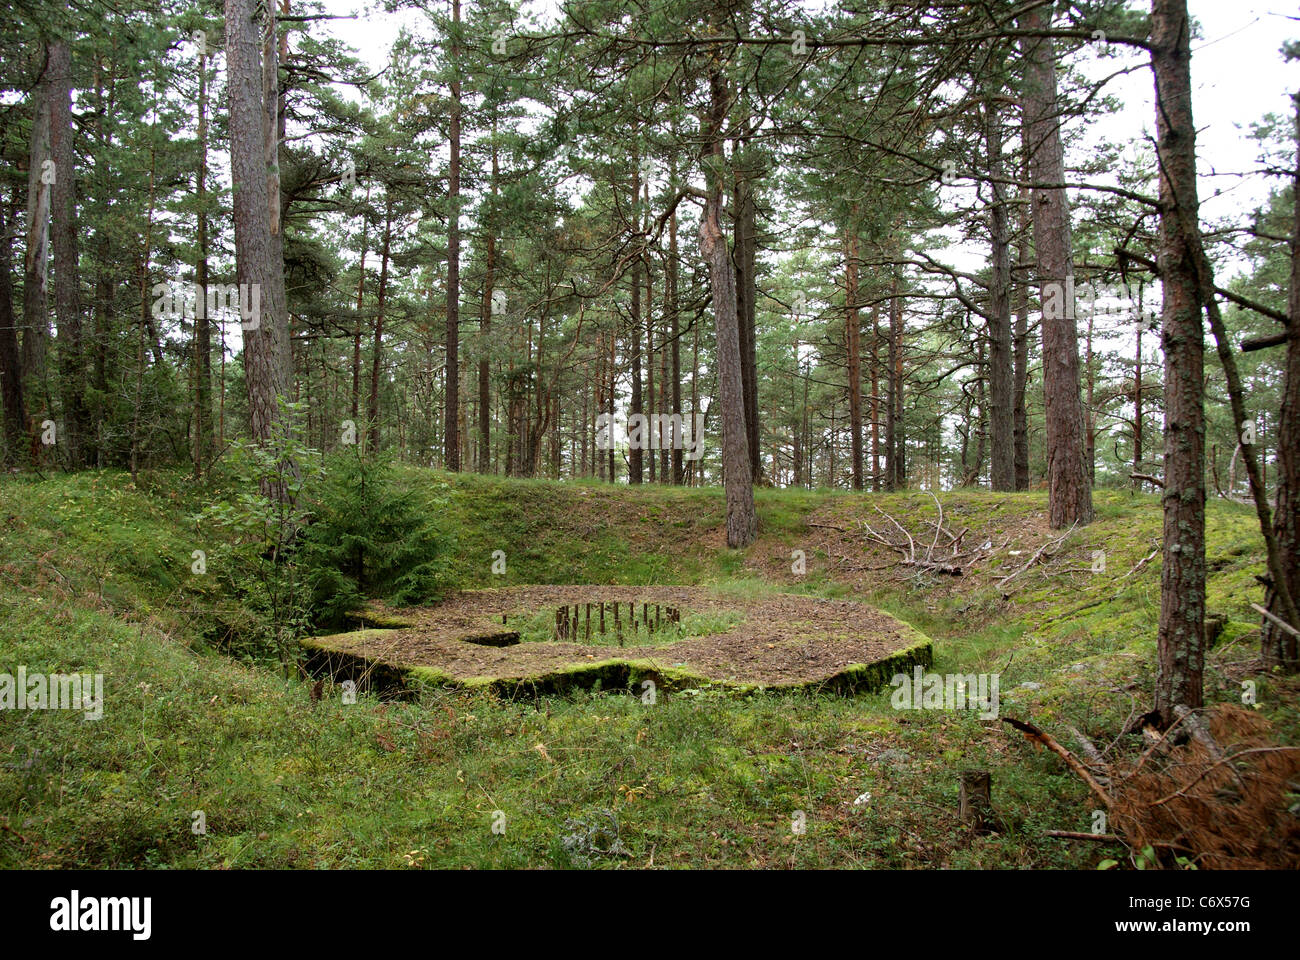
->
[1,468,1296,869]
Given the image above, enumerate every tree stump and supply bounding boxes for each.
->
[959,770,996,832]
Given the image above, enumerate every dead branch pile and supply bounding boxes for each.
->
[1007,706,1300,868]
[855,492,1002,581]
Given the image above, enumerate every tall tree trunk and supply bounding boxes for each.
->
[443,0,462,471]
[1133,285,1145,487]
[689,313,699,486]
[0,200,25,463]
[871,304,881,490]
[367,197,393,450]
[607,328,616,482]
[1264,92,1300,669]
[972,340,987,483]
[351,182,370,420]
[647,240,657,484]
[1020,3,1093,527]
[658,271,669,482]
[90,63,112,468]
[22,45,52,422]
[844,220,863,490]
[49,40,88,468]
[1013,177,1031,490]
[194,45,211,477]
[1151,0,1206,726]
[984,92,1015,491]
[225,0,291,459]
[262,2,292,400]
[594,333,605,480]
[1085,307,1096,482]
[668,192,684,485]
[885,272,906,489]
[702,57,755,546]
[734,161,760,484]
[629,156,644,484]
[479,127,497,473]
[130,126,159,484]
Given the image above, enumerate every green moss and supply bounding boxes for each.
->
[304,623,933,699]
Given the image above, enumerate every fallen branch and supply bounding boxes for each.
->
[1045,830,1123,843]
[1130,472,1164,488]
[1068,724,1112,786]
[1250,602,1300,641]
[1003,715,1113,809]
[1119,547,1160,582]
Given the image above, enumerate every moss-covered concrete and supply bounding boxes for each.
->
[302,597,935,699]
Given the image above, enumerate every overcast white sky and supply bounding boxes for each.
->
[1110,2,1297,230]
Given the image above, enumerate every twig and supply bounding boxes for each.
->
[1003,715,1112,809]
[996,524,1077,587]
[1149,747,1300,808]
[927,491,944,560]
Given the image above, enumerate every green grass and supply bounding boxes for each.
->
[505,607,743,647]
[0,467,1289,868]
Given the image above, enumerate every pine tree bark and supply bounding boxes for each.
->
[884,272,905,489]
[629,163,644,485]
[443,0,462,471]
[734,162,760,483]
[0,201,25,463]
[262,2,292,400]
[367,197,393,450]
[351,183,370,421]
[1151,0,1207,725]
[225,0,291,452]
[607,329,616,482]
[1133,284,1146,487]
[22,46,52,422]
[648,253,659,483]
[669,195,683,485]
[703,57,755,547]
[1262,95,1300,669]
[871,305,881,490]
[845,220,863,490]
[984,92,1015,491]
[1013,177,1031,490]
[1019,4,1093,527]
[194,45,211,477]
[479,129,497,473]
[49,40,88,467]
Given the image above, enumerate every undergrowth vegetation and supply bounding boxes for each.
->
[0,468,1294,868]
